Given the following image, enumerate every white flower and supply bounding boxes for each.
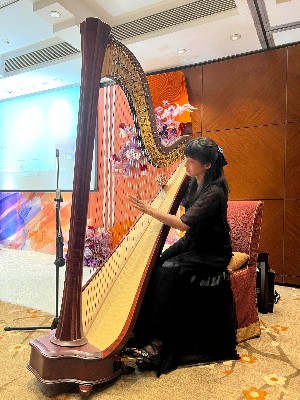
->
[125,150,132,159]
[119,129,127,138]
[132,150,141,160]
[263,373,286,386]
[84,248,93,257]
[270,341,279,347]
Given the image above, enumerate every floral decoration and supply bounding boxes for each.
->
[8,343,27,353]
[270,324,288,333]
[239,354,257,364]
[263,373,287,386]
[110,123,148,178]
[259,320,272,333]
[155,100,195,145]
[84,222,112,268]
[223,369,234,376]
[111,100,195,177]
[242,387,268,400]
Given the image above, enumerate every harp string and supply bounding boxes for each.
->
[83,141,186,353]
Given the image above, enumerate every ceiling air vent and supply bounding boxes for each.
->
[0,0,20,10]
[111,0,237,41]
[4,41,80,73]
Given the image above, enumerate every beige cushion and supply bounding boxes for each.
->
[227,252,249,272]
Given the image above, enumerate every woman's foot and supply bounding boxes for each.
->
[133,339,162,369]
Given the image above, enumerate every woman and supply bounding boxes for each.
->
[129,137,239,376]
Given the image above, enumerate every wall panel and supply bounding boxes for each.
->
[206,126,285,199]
[183,66,203,134]
[188,45,299,283]
[286,122,300,199]
[287,44,300,122]
[284,200,300,285]
[202,49,286,131]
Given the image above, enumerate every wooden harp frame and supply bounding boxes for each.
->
[27,18,190,396]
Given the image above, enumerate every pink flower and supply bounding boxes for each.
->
[155,106,164,114]
[111,100,195,177]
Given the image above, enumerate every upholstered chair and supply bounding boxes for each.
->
[227,200,264,343]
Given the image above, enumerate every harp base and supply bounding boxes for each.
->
[27,331,123,396]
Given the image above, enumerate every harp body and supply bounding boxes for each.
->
[27,18,190,395]
[28,164,188,395]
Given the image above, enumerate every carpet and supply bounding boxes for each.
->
[0,285,299,400]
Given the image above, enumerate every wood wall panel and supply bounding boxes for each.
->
[206,125,285,199]
[287,44,300,122]
[202,49,286,131]
[182,46,300,284]
[286,122,300,199]
[183,66,202,134]
[281,275,300,286]
[284,200,300,280]
[258,200,284,280]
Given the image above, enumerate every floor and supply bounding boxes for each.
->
[0,248,93,315]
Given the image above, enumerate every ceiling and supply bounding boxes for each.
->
[0,0,300,101]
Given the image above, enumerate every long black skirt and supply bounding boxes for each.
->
[132,253,239,376]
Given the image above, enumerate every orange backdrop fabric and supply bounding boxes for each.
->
[147,71,191,123]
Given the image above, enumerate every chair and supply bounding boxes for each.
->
[227,200,264,343]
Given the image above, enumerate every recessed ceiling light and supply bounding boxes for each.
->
[230,34,241,41]
[2,38,10,44]
[50,10,61,18]
[177,48,186,54]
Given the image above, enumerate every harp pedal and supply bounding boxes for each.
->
[114,355,136,375]
[119,356,137,363]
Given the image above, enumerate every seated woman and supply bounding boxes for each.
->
[129,137,239,376]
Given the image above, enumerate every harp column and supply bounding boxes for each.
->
[51,18,111,346]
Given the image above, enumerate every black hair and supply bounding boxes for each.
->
[181,137,229,208]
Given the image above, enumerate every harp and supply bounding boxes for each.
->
[27,18,190,396]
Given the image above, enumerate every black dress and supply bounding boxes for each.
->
[132,179,239,376]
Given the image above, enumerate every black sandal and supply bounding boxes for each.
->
[134,340,162,369]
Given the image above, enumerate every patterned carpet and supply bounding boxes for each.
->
[0,285,299,400]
